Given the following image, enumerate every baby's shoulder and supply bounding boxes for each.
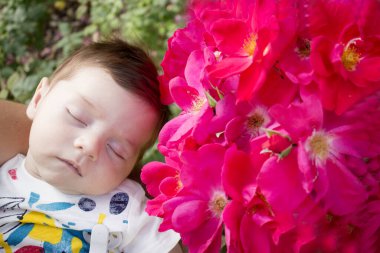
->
[0,153,25,169]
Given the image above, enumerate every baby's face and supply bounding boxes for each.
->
[25,66,158,195]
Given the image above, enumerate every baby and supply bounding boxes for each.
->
[0,39,180,252]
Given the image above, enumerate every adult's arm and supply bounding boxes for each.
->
[0,99,31,165]
[169,243,184,253]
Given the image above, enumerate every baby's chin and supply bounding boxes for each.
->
[55,187,83,195]
[41,175,104,195]
[43,181,83,195]
[52,186,92,195]
[54,185,113,196]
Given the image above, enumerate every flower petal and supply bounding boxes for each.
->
[223,145,258,203]
[172,199,209,233]
[141,161,178,197]
[258,152,307,213]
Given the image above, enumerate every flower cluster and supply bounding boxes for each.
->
[142,0,380,252]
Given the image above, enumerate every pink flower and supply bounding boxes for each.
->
[157,91,228,159]
[261,133,293,155]
[143,1,380,252]
[159,144,227,253]
[222,142,312,252]
[141,158,183,216]
[309,0,380,114]
[278,38,314,86]
[158,107,213,159]
[160,19,214,104]
[270,95,368,216]
[157,68,213,158]
[158,41,240,158]
[224,100,274,151]
[256,132,316,245]
[222,144,272,253]
[206,0,299,101]
[276,0,314,85]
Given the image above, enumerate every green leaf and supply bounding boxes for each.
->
[11,74,39,103]
[6,71,21,90]
[278,145,294,160]
[0,88,9,99]
[75,4,88,19]
[58,22,71,35]
[206,91,217,108]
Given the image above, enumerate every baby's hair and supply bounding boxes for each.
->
[49,39,170,178]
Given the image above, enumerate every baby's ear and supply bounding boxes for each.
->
[26,77,50,119]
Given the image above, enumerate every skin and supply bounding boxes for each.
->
[25,66,159,195]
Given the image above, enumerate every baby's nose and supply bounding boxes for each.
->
[74,135,101,161]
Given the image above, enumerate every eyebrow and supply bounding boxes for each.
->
[79,94,96,110]
[76,93,104,118]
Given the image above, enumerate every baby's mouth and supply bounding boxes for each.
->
[58,157,83,176]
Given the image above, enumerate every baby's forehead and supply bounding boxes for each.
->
[50,62,106,85]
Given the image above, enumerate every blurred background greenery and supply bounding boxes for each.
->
[0,0,186,102]
[0,0,186,163]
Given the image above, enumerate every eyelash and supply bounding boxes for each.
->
[66,108,87,126]
[107,144,125,160]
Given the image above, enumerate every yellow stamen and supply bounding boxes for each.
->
[308,132,330,161]
[342,39,361,71]
[210,192,227,217]
[246,107,269,138]
[175,174,183,192]
[243,33,258,56]
[191,97,206,112]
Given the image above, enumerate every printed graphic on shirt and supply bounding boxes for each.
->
[0,168,131,252]
[109,192,129,215]
[0,194,90,253]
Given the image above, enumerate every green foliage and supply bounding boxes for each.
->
[0,0,50,60]
[0,0,54,102]
[0,0,185,102]
[119,0,186,63]
[83,0,186,65]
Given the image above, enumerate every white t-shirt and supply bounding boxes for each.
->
[0,154,179,252]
